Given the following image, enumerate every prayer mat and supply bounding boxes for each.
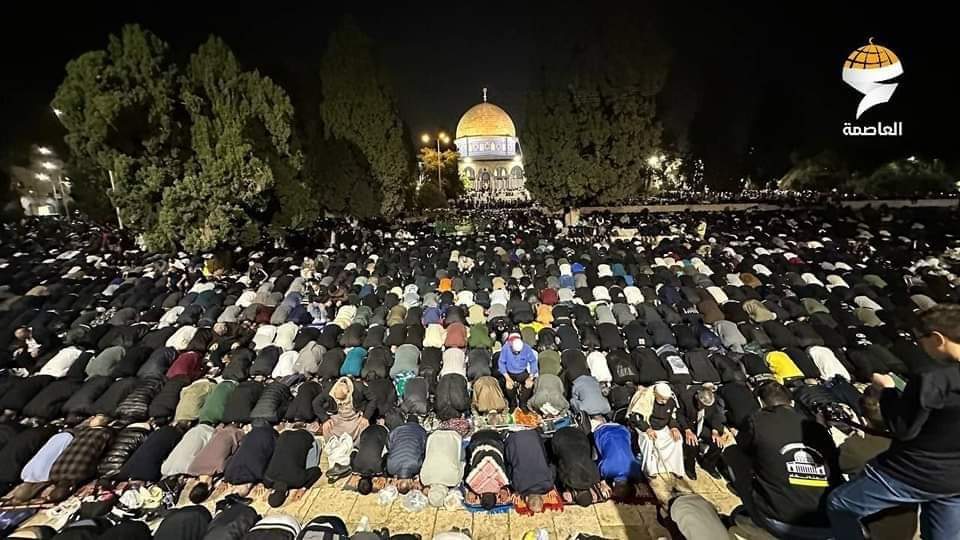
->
[512,488,565,516]
[511,408,542,428]
[461,487,513,514]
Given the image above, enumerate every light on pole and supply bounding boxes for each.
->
[34,154,69,218]
[421,132,450,190]
[108,170,124,230]
[60,175,71,217]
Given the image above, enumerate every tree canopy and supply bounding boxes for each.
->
[52,25,184,235]
[53,25,305,252]
[319,17,414,217]
[778,153,957,198]
[522,13,670,208]
[852,158,955,198]
[418,147,463,200]
[154,37,303,252]
[778,150,850,192]
[416,181,447,210]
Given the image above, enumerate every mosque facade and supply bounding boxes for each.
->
[454,89,528,201]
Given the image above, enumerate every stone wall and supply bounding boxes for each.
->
[576,198,959,215]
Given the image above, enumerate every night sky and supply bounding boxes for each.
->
[2,3,956,181]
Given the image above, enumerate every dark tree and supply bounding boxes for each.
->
[779,150,850,192]
[522,12,670,208]
[52,25,184,238]
[157,36,302,252]
[319,16,414,216]
[53,27,303,252]
[416,181,447,210]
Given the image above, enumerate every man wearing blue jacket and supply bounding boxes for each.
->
[594,422,643,500]
[498,333,538,409]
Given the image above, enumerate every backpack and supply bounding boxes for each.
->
[472,376,508,413]
[296,516,349,540]
[792,384,838,421]
[244,517,300,540]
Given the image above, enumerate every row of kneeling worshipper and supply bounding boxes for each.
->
[3,502,488,539]
[1,204,959,539]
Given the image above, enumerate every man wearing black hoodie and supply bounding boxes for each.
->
[550,427,602,507]
[361,378,402,428]
[351,423,389,496]
[263,425,321,507]
[723,381,840,538]
[222,424,277,495]
[505,429,555,513]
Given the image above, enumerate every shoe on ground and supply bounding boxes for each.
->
[326,464,352,484]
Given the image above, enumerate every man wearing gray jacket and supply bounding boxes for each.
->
[570,375,610,418]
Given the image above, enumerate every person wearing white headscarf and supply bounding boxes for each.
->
[630,383,685,478]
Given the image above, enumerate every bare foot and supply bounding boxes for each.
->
[229,483,253,497]
[598,482,612,498]
[288,488,306,502]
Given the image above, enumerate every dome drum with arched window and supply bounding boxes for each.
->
[454,89,528,201]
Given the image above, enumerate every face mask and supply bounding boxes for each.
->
[511,339,523,353]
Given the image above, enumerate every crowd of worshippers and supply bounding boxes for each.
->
[1,202,960,540]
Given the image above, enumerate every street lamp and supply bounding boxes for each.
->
[35,173,50,181]
[41,161,58,171]
[421,131,451,190]
[37,147,53,156]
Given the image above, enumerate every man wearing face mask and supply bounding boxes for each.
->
[497,333,539,409]
[828,304,960,540]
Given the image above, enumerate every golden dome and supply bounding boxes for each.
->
[844,38,900,70]
[456,102,516,138]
